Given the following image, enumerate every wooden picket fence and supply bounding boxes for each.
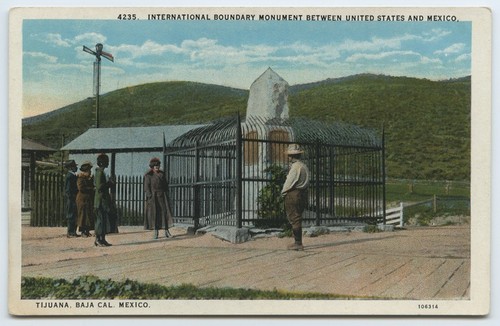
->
[384,198,439,227]
[30,172,147,227]
[31,172,65,227]
[384,203,404,227]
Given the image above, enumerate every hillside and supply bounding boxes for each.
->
[290,74,470,180]
[22,81,249,146]
[22,74,470,181]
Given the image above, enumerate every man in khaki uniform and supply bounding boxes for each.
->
[281,144,310,250]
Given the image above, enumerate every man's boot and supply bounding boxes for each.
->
[287,228,304,251]
[154,229,159,239]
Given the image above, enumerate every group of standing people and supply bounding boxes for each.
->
[64,153,117,247]
[64,144,308,250]
[64,155,174,246]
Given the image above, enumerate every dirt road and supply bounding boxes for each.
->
[21,225,470,299]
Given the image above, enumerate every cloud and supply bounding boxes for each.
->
[339,34,418,53]
[33,32,109,48]
[337,29,449,54]
[106,40,183,60]
[346,50,421,62]
[421,28,452,42]
[420,56,442,64]
[455,53,471,62]
[31,33,72,47]
[128,38,342,68]
[45,33,72,47]
[434,43,466,56]
[106,26,456,70]
[24,51,58,63]
[74,32,107,45]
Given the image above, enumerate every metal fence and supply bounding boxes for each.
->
[28,116,386,228]
[115,175,145,226]
[167,141,237,227]
[166,116,386,228]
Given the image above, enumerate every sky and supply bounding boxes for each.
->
[22,17,471,118]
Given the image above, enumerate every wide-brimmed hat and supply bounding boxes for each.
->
[285,144,304,155]
[64,160,77,168]
[80,161,93,170]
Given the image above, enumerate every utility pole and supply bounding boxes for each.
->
[82,43,114,128]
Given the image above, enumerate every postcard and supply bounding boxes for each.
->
[8,6,491,316]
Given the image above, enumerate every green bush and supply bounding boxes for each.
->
[255,165,289,229]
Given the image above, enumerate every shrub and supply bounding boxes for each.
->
[256,165,289,229]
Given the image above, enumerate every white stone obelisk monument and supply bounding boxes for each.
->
[246,67,289,120]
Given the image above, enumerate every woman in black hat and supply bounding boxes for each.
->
[144,157,173,239]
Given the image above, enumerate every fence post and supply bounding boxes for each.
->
[32,172,39,226]
[193,142,201,229]
[315,140,321,226]
[58,173,65,227]
[433,194,437,213]
[235,114,243,229]
[382,127,386,225]
[400,201,404,227]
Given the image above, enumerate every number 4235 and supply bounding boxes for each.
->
[117,14,137,20]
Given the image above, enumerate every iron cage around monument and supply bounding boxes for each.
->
[165,115,386,228]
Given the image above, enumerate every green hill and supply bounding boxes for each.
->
[22,81,249,145]
[290,74,470,180]
[22,74,470,181]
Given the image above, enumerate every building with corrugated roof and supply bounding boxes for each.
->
[61,125,205,176]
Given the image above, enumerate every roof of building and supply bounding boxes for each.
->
[22,138,57,152]
[169,116,383,149]
[61,125,206,153]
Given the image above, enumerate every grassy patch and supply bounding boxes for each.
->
[22,276,366,300]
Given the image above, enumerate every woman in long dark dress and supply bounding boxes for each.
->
[94,153,114,247]
[144,157,173,239]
